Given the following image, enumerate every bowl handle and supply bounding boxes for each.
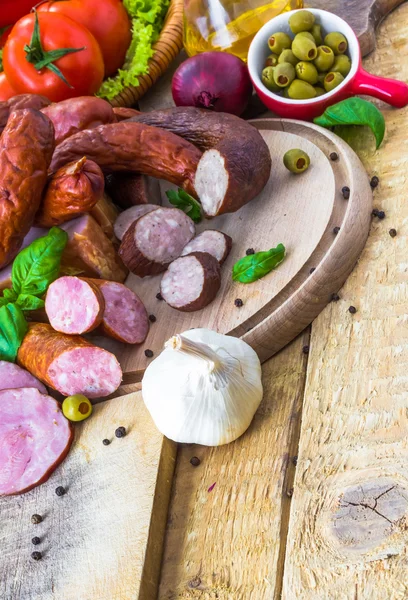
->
[350,68,408,108]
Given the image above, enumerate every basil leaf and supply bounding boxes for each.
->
[0,297,8,308]
[16,294,45,312]
[232,244,286,284]
[0,303,28,362]
[166,188,202,223]
[3,288,17,302]
[12,227,68,297]
[314,98,385,149]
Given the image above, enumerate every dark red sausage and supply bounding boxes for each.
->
[181,230,232,264]
[114,204,160,241]
[0,94,50,134]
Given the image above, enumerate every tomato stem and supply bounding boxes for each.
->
[24,11,85,88]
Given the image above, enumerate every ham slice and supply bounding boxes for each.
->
[0,361,47,394]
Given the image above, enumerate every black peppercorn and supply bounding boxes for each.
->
[292,456,298,466]
[333,226,340,235]
[156,292,163,300]
[234,298,243,307]
[103,438,111,446]
[31,551,42,561]
[245,248,255,255]
[348,306,357,314]
[31,537,41,546]
[377,210,386,220]
[309,267,315,274]
[55,486,66,497]
[144,349,154,358]
[389,228,397,238]
[330,152,338,161]
[331,293,340,302]
[342,186,350,199]
[190,456,201,467]
[115,426,126,438]
[302,345,309,354]
[148,314,156,323]
[31,514,43,525]
[370,175,379,188]
[372,208,379,217]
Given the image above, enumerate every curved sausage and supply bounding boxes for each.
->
[0,387,73,496]
[113,107,141,121]
[35,157,104,227]
[0,109,55,269]
[131,107,272,216]
[181,230,232,264]
[114,204,160,241]
[49,121,202,198]
[119,207,195,277]
[45,276,105,334]
[0,361,47,393]
[160,251,221,312]
[105,173,162,209]
[18,323,123,398]
[42,96,116,145]
[0,94,50,134]
[88,279,149,344]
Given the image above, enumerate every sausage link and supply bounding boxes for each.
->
[0,94,51,134]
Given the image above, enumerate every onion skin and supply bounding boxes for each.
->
[171,52,253,117]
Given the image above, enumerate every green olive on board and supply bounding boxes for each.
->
[273,62,296,87]
[332,54,351,76]
[278,48,299,66]
[296,61,318,84]
[324,71,345,92]
[261,66,281,91]
[314,45,334,72]
[287,79,317,99]
[62,394,93,422]
[324,31,348,55]
[289,10,315,34]
[268,31,292,54]
[292,34,317,61]
[283,149,311,173]
[265,53,279,68]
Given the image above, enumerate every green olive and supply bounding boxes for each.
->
[287,79,317,99]
[324,31,348,55]
[282,86,290,98]
[332,54,351,76]
[288,10,315,34]
[268,31,292,55]
[261,66,281,91]
[317,72,327,85]
[311,23,323,45]
[314,86,326,97]
[292,34,317,61]
[324,71,345,92]
[273,62,296,87]
[295,61,318,84]
[265,53,279,68]
[62,394,93,422]
[283,149,310,173]
[278,49,298,67]
[314,45,334,72]
[296,31,315,42]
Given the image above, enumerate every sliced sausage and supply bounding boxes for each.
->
[119,207,195,277]
[113,107,141,121]
[0,94,50,134]
[0,109,54,269]
[89,279,149,344]
[160,251,221,312]
[45,276,105,335]
[105,173,162,209]
[49,121,202,199]
[42,96,115,145]
[0,227,48,292]
[0,387,73,496]
[131,107,272,216]
[114,204,160,241]
[181,230,232,264]
[35,157,104,227]
[0,361,47,393]
[18,323,123,398]
[60,215,128,282]
[90,193,120,244]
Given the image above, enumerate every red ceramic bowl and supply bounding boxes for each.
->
[248,8,408,120]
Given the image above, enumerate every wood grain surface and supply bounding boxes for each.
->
[0,393,176,600]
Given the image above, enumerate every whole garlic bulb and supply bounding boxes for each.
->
[142,328,263,446]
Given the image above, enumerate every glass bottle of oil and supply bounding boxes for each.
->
[184,0,303,61]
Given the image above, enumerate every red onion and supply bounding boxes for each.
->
[172,52,253,117]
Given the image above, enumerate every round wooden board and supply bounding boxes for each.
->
[116,118,372,386]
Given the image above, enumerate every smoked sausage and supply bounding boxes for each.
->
[35,157,104,227]
[0,109,54,269]
[105,173,161,209]
[90,193,120,244]
[112,107,141,121]
[17,323,123,398]
[0,94,50,134]
[114,204,160,241]
[181,230,232,264]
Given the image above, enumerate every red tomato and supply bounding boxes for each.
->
[0,71,18,101]
[38,0,132,76]
[3,12,104,102]
[0,0,36,28]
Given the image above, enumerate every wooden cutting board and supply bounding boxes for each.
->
[116,118,373,387]
[0,393,176,600]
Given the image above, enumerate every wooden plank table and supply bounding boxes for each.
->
[141,3,408,598]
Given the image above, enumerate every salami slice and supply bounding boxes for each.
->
[181,230,232,265]
[114,204,159,241]
[0,361,47,394]
[45,276,105,335]
[119,207,195,277]
[89,280,149,344]
[18,323,122,398]
[160,251,221,312]
[0,387,73,496]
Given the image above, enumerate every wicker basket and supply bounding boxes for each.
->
[110,0,184,108]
